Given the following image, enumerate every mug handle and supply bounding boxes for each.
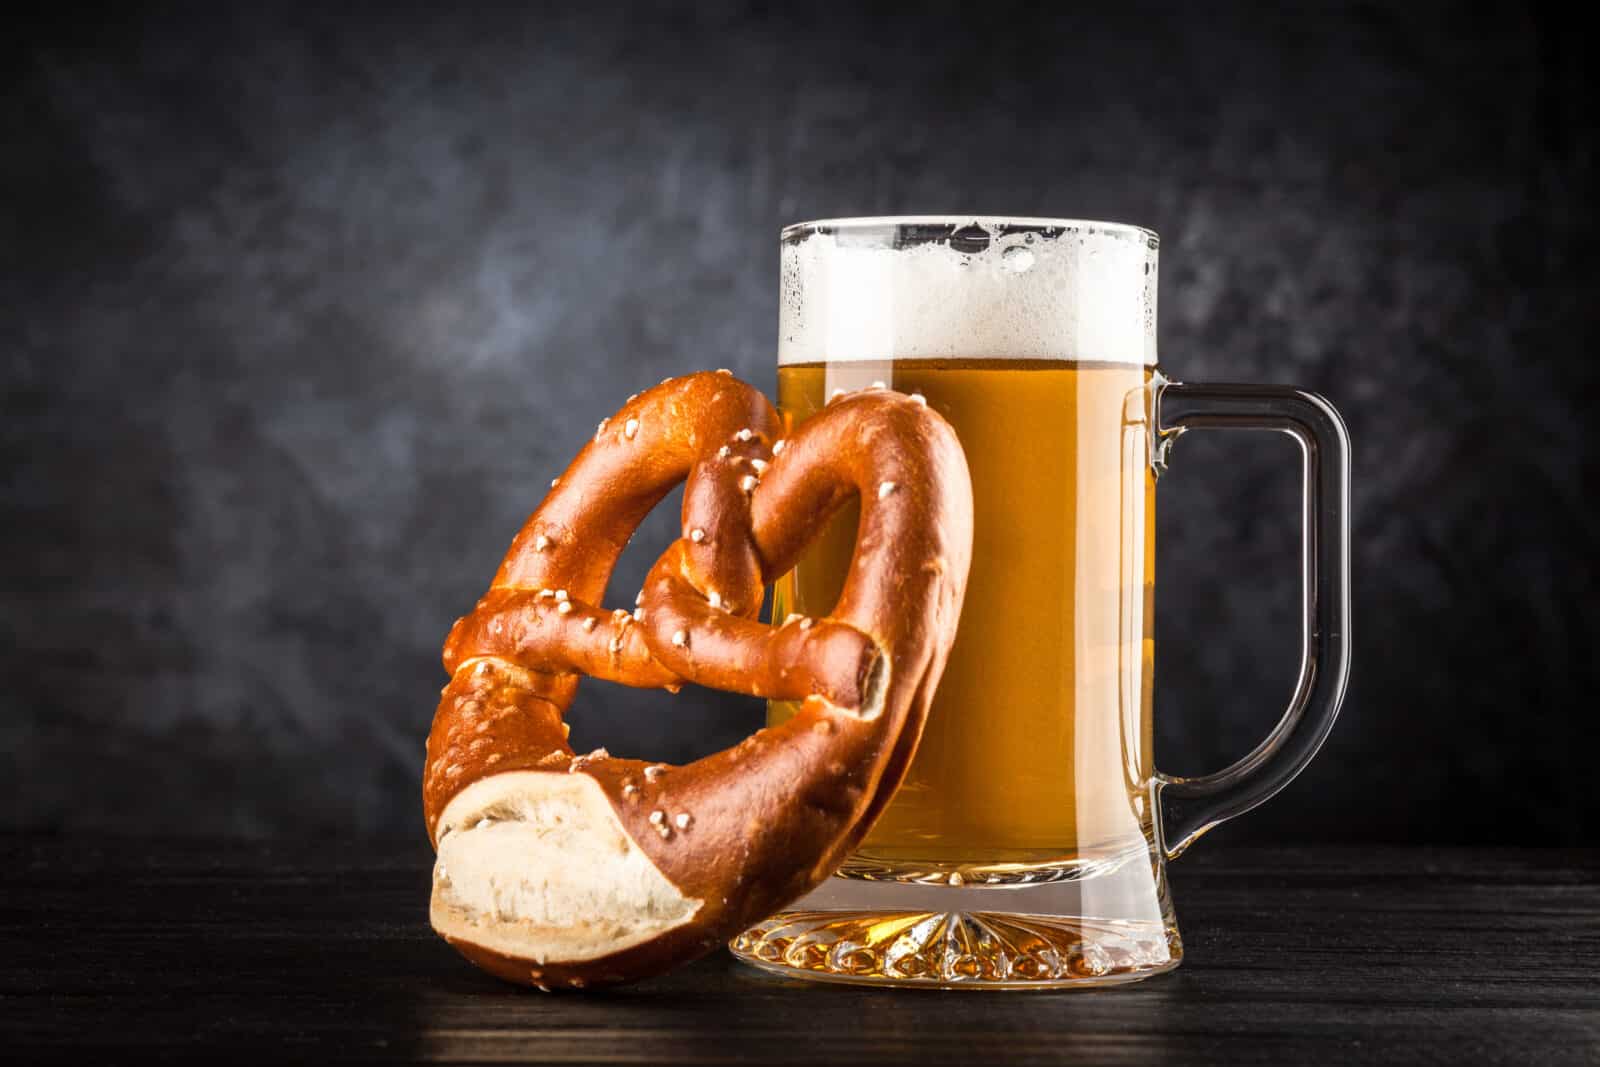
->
[1152,378,1352,859]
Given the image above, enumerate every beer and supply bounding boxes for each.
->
[771,357,1156,876]
[734,218,1348,987]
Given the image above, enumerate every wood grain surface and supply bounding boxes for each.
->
[3,838,1596,1064]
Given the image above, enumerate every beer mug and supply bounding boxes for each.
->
[730,217,1351,987]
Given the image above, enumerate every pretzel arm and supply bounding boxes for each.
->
[641,543,881,708]
[443,587,680,689]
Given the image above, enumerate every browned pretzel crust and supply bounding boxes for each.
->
[423,372,972,989]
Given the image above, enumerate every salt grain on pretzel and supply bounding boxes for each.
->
[423,371,973,990]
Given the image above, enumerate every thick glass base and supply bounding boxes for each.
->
[730,851,1182,989]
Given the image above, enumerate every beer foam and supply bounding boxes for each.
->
[779,218,1158,365]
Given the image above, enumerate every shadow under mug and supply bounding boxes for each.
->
[729,217,1351,988]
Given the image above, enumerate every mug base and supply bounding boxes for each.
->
[731,911,1180,989]
[729,855,1182,989]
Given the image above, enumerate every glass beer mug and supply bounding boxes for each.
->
[729,217,1351,988]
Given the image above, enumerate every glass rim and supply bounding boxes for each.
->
[780,215,1159,246]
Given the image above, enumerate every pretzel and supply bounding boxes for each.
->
[423,371,972,989]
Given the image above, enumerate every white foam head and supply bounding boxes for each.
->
[779,217,1158,366]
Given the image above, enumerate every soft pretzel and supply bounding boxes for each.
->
[423,371,972,989]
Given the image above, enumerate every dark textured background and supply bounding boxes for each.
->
[5,2,1596,844]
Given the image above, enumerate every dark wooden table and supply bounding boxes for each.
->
[4,837,1596,1064]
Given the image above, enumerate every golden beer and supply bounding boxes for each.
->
[770,357,1156,876]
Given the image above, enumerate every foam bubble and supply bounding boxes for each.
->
[778,218,1158,365]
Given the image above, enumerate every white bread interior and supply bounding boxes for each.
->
[430,771,700,964]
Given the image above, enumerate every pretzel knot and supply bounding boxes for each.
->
[423,371,973,989]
